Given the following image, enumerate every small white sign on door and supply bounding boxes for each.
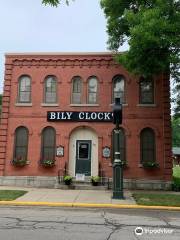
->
[75,174,85,181]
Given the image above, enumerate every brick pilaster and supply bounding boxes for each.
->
[162,73,172,181]
[0,59,12,175]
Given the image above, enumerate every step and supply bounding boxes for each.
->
[56,184,108,190]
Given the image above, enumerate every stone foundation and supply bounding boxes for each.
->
[0,176,172,190]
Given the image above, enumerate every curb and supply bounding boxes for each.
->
[0,201,180,211]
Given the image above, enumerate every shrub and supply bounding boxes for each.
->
[91,176,100,186]
[172,166,180,191]
[63,175,73,185]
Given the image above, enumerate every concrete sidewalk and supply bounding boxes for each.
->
[0,186,136,205]
[1,186,180,211]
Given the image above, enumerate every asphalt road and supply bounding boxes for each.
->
[0,206,179,240]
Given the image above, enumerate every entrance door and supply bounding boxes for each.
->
[76,140,91,176]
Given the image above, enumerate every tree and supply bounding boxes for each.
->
[172,117,180,147]
[42,0,71,6]
[42,1,179,77]
[42,0,180,114]
[101,0,179,118]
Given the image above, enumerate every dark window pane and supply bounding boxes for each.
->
[140,79,154,104]
[14,127,28,159]
[78,143,89,159]
[42,127,56,160]
[140,128,156,163]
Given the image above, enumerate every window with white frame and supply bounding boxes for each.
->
[112,75,125,103]
[18,76,31,103]
[87,76,98,104]
[44,76,57,103]
[71,76,82,104]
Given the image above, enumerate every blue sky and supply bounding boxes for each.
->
[0,0,128,93]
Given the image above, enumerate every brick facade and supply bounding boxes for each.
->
[0,53,172,188]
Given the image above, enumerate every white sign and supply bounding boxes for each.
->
[56,146,64,157]
[103,147,111,158]
[75,174,85,181]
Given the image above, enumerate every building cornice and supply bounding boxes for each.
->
[4,52,125,68]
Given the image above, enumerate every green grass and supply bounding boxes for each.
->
[0,190,27,201]
[133,193,180,207]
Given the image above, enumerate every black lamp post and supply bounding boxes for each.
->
[112,98,124,199]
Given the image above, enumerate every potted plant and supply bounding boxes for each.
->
[63,175,73,185]
[142,161,159,169]
[41,159,55,167]
[91,176,100,186]
[12,156,27,167]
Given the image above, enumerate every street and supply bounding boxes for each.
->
[0,206,179,240]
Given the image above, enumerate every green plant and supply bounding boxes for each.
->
[63,175,73,185]
[142,161,159,169]
[172,166,180,191]
[91,176,100,182]
[12,156,27,167]
[91,176,100,186]
[42,159,55,167]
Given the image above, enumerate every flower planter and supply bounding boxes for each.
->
[142,162,159,169]
[91,176,100,186]
[64,179,72,185]
[91,181,99,186]
[63,176,73,185]
[12,159,27,167]
[41,160,55,168]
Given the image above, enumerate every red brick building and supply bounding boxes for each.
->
[0,53,172,189]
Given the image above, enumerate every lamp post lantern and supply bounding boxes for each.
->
[112,98,124,199]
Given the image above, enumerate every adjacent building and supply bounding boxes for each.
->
[0,53,172,189]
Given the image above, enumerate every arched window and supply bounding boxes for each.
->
[14,127,29,160]
[44,76,57,103]
[112,128,126,163]
[139,77,154,104]
[41,127,56,161]
[87,76,98,104]
[112,75,125,103]
[71,76,82,104]
[140,128,156,163]
[18,75,31,103]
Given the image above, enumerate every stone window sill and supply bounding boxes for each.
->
[15,103,32,107]
[41,103,59,107]
[70,104,99,107]
[137,104,156,107]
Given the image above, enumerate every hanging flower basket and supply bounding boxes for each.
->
[12,156,28,167]
[41,159,55,167]
[142,161,159,169]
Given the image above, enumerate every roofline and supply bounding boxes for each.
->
[5,52,122,57]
